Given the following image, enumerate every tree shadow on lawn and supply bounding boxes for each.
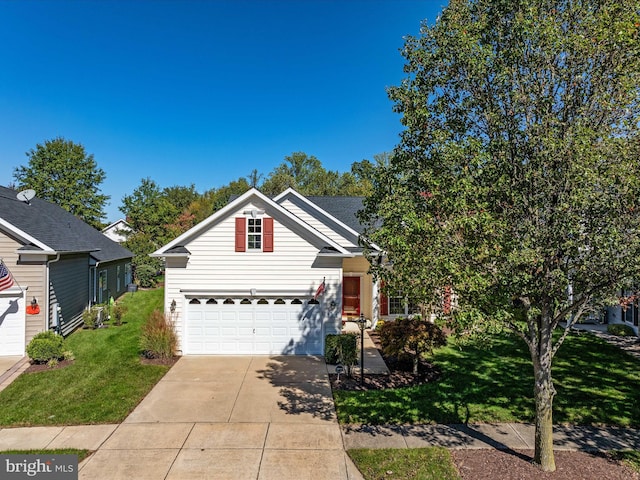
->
[335,332,640,428]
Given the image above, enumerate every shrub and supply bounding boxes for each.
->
[140,309,177,360]
[325,333,358,375]
[111,302,126,326]
[379,317,447,374]
[26,330,66,364]
[135,265,157,288]
[607,323,637,337]
[82,306,99,329]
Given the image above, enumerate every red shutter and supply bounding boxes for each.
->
[443,285,452,314]
[235,217,246,252]
[263,217,274,252]
[380,280,388,316]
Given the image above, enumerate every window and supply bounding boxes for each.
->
[623,290,639,326]
[235,217,274,252]
[248,219,262,249]
[382,288,419,317]
[389,296,405,315]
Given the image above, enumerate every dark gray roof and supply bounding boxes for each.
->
[0,186,132,263]
[229,191,367,233]
[303,196,365,233]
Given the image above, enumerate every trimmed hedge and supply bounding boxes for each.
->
[325,333,358,366]
[26,330,66,364]
[607,323,637,337]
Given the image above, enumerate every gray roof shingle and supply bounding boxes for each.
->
[0,186,132,262]
[303,196,365,233]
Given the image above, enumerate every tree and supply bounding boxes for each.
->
[361,0,640,472]
[120,178,180,282]
[260,152,372,196]
[379,317,446,375]
[13,137,109,229]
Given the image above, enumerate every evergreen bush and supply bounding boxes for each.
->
[26,330,66,364]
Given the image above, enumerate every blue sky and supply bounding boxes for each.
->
[0,0,445,222]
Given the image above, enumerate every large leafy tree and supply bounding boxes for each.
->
[261,152,373,196]
[120,178,188,280]
[13,137,109,229]
[362,0,640,472]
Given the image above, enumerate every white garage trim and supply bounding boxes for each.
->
[0,288,26,356]
[184,296,325,355]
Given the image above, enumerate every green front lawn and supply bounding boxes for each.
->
[334,331,640,427]
[0,289,169,427]
[0,449,92,462]
[348,447,460,480]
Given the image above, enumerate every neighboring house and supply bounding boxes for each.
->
[606,294,639,335]
[152,187,397,356]
[102,219,132,243]
[0,186,133,356]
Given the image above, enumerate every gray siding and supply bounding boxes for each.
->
[97,259,131,303]
[49,254,90,335]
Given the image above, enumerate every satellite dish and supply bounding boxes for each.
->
[16,189,36,204]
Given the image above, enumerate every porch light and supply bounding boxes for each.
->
[170,299,176,314]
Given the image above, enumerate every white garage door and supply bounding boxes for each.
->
[0,293,26,356]
[184,297,324,355]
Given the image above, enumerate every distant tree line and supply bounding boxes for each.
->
[11,139,381,283]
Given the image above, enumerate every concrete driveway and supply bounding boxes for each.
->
[79,356,363,480]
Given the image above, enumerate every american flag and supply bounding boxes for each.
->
[314,278,326,300]
[0,261,14,291]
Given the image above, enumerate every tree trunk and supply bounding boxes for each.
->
[531,320,556,472]
[413,354,419,375]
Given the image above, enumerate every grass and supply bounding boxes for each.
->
[0,288,170,427]
[612,450,640,473]
[348,447,460,480]
[334,331,640,427]
[0,449,92,462]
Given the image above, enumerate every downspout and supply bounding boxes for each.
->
[46,253,61,333]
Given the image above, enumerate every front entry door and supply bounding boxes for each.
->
[342,277,360,317]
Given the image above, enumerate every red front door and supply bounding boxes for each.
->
[342,277,360,316]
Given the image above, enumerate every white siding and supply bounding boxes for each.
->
[0,232,47,346]
[279,199,358,248]
[164,202,342,353]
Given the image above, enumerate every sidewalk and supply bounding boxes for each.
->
[2,422,638,456]
[341,423,640,452]
[341,323,389,375]
[0,356,29,393]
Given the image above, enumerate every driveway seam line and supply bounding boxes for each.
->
[256,422,270,480]
[228,358,253,423]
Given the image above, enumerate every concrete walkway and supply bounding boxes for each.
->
[0,356,29,393]
[342,423,640,452]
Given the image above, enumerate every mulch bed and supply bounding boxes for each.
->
[332,329,639,479]
[329,329,440,391]
[140,355,180,367]
[24,359,75,374]
[452,449,639,479]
